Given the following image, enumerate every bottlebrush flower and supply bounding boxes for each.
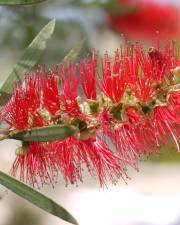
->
[51,137,128,186]
[100,51,128,103]
[108,0,180,41]
[80,50,98,100]
[0,41,180,187]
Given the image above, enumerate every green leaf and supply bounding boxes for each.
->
[0,170,79,225]
[8,124,76,142]
[0,0,47,5]
[61,38,86,65]
[0,19,55,106]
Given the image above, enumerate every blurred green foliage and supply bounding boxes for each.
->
[5,202,43,225]
[149,144,180,162]
[0,2,88,65]
[0,0,47,5]
[0,19,55,105]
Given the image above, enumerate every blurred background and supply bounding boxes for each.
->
[0,0,180,225]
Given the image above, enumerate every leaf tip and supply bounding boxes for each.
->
[49,18,56,30]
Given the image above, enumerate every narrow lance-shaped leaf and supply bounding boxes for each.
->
[0,170,79,225]
[0,19,55,106]
[0,0,47,5]
[8,124,76,142]
[61,38,86,65]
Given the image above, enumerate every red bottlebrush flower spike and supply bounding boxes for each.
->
[108,0,180,41]
[0,41,180,188]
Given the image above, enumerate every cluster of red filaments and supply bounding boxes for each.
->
[0,42,180,187]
